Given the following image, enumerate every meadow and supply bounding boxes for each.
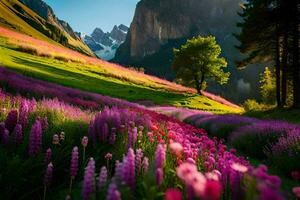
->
[0,80,293,199]
[0,23,299,200]
[0,27,242,114]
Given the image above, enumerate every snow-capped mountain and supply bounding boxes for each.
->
[83,24,128,60]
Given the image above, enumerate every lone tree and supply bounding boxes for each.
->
[172,36,230,94]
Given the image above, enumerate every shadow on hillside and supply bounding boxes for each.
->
[9,56,192,105]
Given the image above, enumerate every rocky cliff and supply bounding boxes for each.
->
[114,0,263,102]
[19,0,94,56]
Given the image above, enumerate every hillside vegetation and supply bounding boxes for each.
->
[0,0,94,56]
[0,26,242,114]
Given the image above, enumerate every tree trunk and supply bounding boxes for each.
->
[281,31,288,106]
[194,75,201,94]
[292,1,300,108]
[275,34,282,107]
[199,73,205,91]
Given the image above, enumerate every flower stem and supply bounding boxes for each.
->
[43,186,47,200]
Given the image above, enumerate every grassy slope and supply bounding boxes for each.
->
[0,30,242,114]
[0,0,94,56]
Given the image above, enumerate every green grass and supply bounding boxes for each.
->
[0,37,241,114]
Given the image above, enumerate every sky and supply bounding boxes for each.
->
[44,0,139,34]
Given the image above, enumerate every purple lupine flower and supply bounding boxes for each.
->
[28,120,42,156]
[122,148,135,188]
[260,188,284,200]
[114,160,123,179]
[142,157,149,172]
[109,128,116,144]
[82,158,95,200]
[2,129,9,145]
[44,162,54,187]
[0,122,5,137]
[70,146,79,178]
[155,144,166,169]
[101,123,109,142]
[19,99,29,128]
[156,168,164,186]
[127,126,133,149]
[5,110,18,132]
[106,183,121,200]
[135,148,143,173]
[132,127,138,145]
[45,148,52,163]
[13,124,22,145]
[98,166,108,189]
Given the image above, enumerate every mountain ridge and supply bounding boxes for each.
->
[83,24,128,60]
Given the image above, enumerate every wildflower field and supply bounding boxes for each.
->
[0,69,299,200]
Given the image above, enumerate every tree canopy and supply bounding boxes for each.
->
[172,36,230,94]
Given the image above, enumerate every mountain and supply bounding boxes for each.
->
[0,0,94,56]
[114,0,264,103]
[83,24,128,60]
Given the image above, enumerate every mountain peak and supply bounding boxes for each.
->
[83,24,129,60]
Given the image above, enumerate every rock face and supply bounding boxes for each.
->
[115,0,241,62]
[19,0,94,56]
[83,24,128,60]
[114,0,263,102]
[20,0,79,40]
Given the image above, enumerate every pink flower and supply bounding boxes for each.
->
[293,187,300,198]
[186,172,207,197]
[165,188,182,200]
[170,142,183,156]
[52,134,60,145]
[176,163,197,180]
[291,171,300,180]
[81,136,88,147]
[205,170,221,182]
[105,153,113,160]
[231,163,248,173]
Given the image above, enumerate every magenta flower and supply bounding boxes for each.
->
[45,148,52,163]
[5,109,18,132]
[44,162,54,187]
[122,148,135,188]
[82,158,95,200]
[156,168,164,186]
[98,166,108,189]
[28,120,42,156]
[203,180,222,200]
[70,146,79,178]
[106,183,121,200]
[165,188,182,200]
[155,144,166,169]
[13,124,23,145]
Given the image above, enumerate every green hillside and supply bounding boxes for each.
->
[0,33,242,114]
[0,0,94,56]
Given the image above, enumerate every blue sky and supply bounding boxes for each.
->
[44,0,139,34]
